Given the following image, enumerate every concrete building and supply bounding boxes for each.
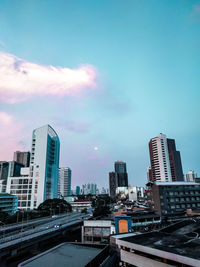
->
[115,161,128,187]
[113,219,200,267]
[58,167,71,197]
[0,193,18,214]
[0,161,9,193]
[13,151,30,167]
[146,181,200,216]
[82,183,97,195]
[82,219,115,243]
[0,161,24,193]
[6,125,60,210]
[186,170,198,182]
[109,172,117,199]
[75,186,80,195]
[149,134,184,182]
[70,199,92,212]
[18,243,110,267]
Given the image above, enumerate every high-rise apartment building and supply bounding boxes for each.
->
[30,125,60,207]
[114,161,128,187]
[13,151,30,167]
[149,134,184,182]
[7,125,60,209]
[167,139,184,181]
[186,170,197,182]
[58,167,71,197]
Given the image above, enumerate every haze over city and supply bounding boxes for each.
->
[0,0,200,188]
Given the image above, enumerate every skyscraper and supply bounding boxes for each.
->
[114,161,128,187]
[7,125,60,210]
[58,167,71,197]
[149,133,184,182]
[109,172,117,199]
[167,139,184,181]
[30,125,60,207]
[13,151,30,167]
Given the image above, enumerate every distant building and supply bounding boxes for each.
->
[13,151,30,167]
[186,170,197,182]
[128,186,145,202]
[149,133,184,182]
[70,199,92,212]
[0,161,9,193]
[115,161,128,187]
[146,181,200,216]
[109,172,117,199]
[75,186,80,195]
[0,161,24,193]
[82,183,97,195]
[0,193,18,214]
[58,167,71,197]
[147,166,152,182]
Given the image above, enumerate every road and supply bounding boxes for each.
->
[0,212,90,248]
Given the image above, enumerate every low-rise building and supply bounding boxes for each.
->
[82,219,115,243]
[147,181,200,216]
[0,193,18,214]
[70,199,92,212]
[113,219,200,267]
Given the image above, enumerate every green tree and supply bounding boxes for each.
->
[38,198,72,215]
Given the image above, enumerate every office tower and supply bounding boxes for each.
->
[167,139,184,181]
[7,125,60,210]
[76,186,80,195]
[114,161,128,187]
[13,151,30,167]
[109,172,117,199]
[0,161,9,193]
[149,134,184,182]
[58,167,71,197]
[30,125,60,207]
[186,170,197,182]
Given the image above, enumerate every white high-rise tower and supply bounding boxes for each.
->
[149,133,172,182]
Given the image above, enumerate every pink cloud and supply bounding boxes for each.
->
[0,51,97,103]
[0,112,25,160]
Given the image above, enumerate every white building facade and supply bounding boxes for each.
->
[149,133,172,182]
[7,125,60,210]
[58,167,71,197]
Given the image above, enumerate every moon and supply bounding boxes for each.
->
[94,146,99,151]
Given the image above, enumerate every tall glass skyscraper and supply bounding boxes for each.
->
[7,125,60,210]
[114,161,128,187]
[30,125,60,208]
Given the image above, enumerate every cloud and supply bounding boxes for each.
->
[194,4,200,13]
[0,112,25,160]
[56,119,91,133]
[0,51,97,103]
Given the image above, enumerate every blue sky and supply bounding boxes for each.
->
[0,0,200,188]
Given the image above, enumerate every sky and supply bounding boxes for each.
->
[0,0,200,189]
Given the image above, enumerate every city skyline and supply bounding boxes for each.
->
[0,1,200,187]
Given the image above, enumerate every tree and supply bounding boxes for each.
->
[38,198,72,215]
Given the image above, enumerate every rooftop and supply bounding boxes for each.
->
[119,219,200,261]
[18,243,106,267]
